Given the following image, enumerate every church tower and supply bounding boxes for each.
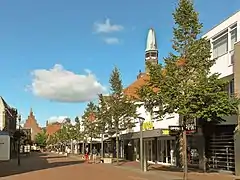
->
[145,28,158,73]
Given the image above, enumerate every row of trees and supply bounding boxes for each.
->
[35,1,239,178]
[79,0,240,177]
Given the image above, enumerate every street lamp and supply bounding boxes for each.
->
[139,117,147,172]
[17,115,21,166]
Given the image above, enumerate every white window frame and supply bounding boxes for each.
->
[230,24,237,50]
[212,30,228,59]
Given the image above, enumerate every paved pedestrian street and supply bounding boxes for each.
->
[0,153,235,180]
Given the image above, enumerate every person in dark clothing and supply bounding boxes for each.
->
[92,147,98,163]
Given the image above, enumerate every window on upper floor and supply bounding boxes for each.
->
[231,24,237,50]
[225,78,235,97]
[229,78,235,96]
[212,31,228,58]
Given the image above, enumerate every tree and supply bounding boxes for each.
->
[97,94,112,157]
[35,130,48,148]
[73,116,83,142]
[47,134,57,146]
[137,79,164,171]
[82,102,99,155]
[107,67,138,164]
[140,0,239,178]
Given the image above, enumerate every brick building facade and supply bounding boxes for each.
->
[23,108,42,142]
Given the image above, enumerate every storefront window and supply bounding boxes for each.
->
[187,136,199,165]
[157,138,176,165]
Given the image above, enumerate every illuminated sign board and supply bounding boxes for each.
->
[143,121,154,131]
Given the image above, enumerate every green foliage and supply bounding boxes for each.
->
[72,116,83,141]
[47,134,57,145]
[106,66,138,164]
[35,130,48,148]
[97,94,112,133]
[108,67,137,132]
[140,0,239,124]
[82,102,100,139]
[137,82,164,120]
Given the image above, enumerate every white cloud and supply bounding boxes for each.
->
[27,64,106,102]
[104,37,120,44]
[48,116,68,124]
[94,18,124,33]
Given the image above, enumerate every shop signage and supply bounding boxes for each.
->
[169,123,197,136]
[169,126,182,136]
[185,123,197,134]
[161,129,169,135]
[143,121,154,131]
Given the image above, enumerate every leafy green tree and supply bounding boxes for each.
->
[73,116,84,153]
[47,134,57,146]
[97,94,112,157]
[73,116,83,142]
[140,0,239,177]
[107,67,138,164]
[82,102,99,155]
[35,130,48,148]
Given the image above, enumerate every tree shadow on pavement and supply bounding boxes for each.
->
[0,152,84,178]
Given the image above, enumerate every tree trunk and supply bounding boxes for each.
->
[179,115,188,180]
[140,121,144,171]
[90,136,93,160]
[178,132,184,167]
[101,133,104,157]
[116,130,119,165]
[183,129,188,180]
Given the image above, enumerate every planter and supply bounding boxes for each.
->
[103,158,113,164]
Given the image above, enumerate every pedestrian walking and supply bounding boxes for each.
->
[85,146,89,163]
[92,147,98,164]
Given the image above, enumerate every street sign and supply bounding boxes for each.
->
[169,126,183,136]
[185,120,197,134]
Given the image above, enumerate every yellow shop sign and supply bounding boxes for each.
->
[143,121,154,131]
[161,129,169,135]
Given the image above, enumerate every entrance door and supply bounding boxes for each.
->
[145,140,153,162]
[157,139,175,165]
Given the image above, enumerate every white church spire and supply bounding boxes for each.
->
[145,28,158,52]
[145,28,158,73]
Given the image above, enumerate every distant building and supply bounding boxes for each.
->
[23,108,42,141]
[0,97,18,133]
[45,121,61,136]
[0,96,18,158]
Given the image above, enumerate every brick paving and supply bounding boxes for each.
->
[111,160,235,180]
[0,152,236,180]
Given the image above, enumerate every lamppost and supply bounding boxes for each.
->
[17,115,21,166]
[140,119,144,171]
[88,112,95,159]
[139,117,147,172]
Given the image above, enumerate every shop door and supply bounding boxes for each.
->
[145,140,153,162]
[157,139,175,164]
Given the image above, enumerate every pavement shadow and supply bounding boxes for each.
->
[0,152,84,178]
[116,160,221,174]
[148,165,228,174]
[149,165,203,173]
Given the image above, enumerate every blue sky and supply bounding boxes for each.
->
[0,0,239,126]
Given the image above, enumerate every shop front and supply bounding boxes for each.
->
[120,128,177,166]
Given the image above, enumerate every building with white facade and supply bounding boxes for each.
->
[119,11,240,172]
[0,96,18,159]
[202,10,240,173]
[121,28,179,165]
